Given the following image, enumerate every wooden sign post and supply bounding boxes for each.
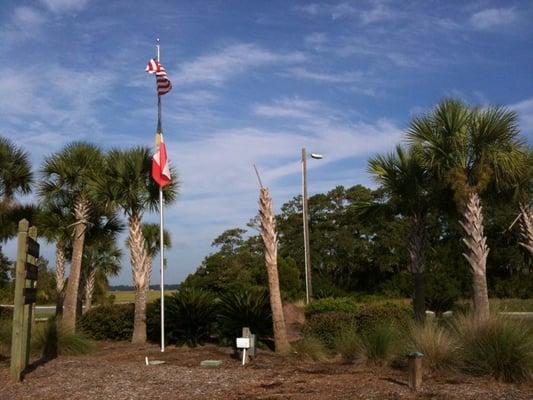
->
[10,219,40,382]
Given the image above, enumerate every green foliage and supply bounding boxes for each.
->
[293,335,328,361]
[78,304,134,341]
[408,321,458,371]
[358,323,402,366]
[0,305,13,320]
[302,312,357,348]
[148,288,218,346]
[333,327,361,363]
[454,315,533,383]
[32,317,94,356]
[217,288,272,343]
[305,297,360,316]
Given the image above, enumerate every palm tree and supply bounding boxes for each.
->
[0,136,34,243]
[0,136,32,206]
[519,203,533,255]
[141,222,171,291]
[259,187,290,353]
[368,145,432,323]
[83,240,122,312]
[36,196,73,315]
[407,99,528,321]
[39,142,105,331]
[93,147,178,343]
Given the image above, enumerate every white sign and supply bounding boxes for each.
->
[236,337,250,349]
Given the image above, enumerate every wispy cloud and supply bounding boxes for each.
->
[40,0,89,13]
[175,43,306,86]
[288,66,364,83]
[295,1,400,24]
[470,7,518,30]
[510,97,533,138]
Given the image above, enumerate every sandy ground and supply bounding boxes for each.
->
[1,341,531,400]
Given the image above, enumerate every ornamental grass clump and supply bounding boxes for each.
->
[32,317,94,357]
[454,315,533,383]
[332,327,361,363]
[294,335,328,361]
[408,321,458,371]
[358,323,401,366]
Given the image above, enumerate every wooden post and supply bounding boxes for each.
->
[240,327,255,364]
[10,220,39,382]
[408,352,424,391]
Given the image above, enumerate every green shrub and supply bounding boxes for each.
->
[32,317,94,356]
[302,312,357,348]
[147,288,218,346]
[359,323,401,366]
[408,321,458,371]
[78,304,134,341]
[305,297,360,317]
[354,303,411,334]
[217,288,272,343]
[454,315,533,383]
[294,335,328,361]
[333,327,361,363]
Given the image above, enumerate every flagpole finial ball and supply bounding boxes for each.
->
[156,38,160,43]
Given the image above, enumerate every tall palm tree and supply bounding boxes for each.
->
[407,99,528,321]
[93,147,178,343]
[141,222,171,291]
[368,145,432,323]
[259,187,290,353]
[39,142,105,331]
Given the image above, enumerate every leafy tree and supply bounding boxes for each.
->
[39,142,105,331]
[407,99,528,321]
[0,136,32,206]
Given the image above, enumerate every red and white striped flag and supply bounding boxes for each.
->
[146,59,172,96]
[152,132,171,187]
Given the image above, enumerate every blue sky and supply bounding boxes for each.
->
[1,0,532,285]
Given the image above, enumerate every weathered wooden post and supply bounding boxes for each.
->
[408,352,424,391]
[10,219,40,382]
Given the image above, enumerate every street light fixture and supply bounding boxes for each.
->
[301,147,323,304]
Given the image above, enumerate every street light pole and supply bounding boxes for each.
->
[301,148,312,304]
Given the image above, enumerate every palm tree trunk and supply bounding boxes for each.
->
[408,215,426,323]
[519,203,533,256]
[55,241,66,316]
[259,188,290,354]
[62,194,89,331]
[84,267,96,313]
[459,192,490,322]
[129,213,148,344]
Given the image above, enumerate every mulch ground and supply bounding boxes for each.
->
[1,341,531,400]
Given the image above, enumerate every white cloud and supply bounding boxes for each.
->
[288,67,364,83]
[40,0,89,13]
[175,43,306,86]
[510,98,533,137]
[470,8,518,30]
[295,1,399,23]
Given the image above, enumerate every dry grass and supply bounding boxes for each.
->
[408,321,458,371]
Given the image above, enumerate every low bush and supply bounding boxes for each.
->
[333,327,361,363]
[454,315,533,383]
[32,317,94,356]
[305,297,360,317]
[78,304,134,341]
[408,321,458,371]
[217,288,272,344]
[302,312,357,348]
[0,305,13,320]
[358,323,401,366]
[147,288,218,346]
[293,335,328,361]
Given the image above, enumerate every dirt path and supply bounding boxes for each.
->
[1,342,531,400]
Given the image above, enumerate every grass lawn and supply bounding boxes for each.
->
[109,290,176,303]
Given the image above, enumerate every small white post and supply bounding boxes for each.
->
[242,349,246,366]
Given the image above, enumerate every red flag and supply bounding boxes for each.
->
[152,132,171,187]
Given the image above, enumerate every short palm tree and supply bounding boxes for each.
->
[39,142,105,331]
[141,223,171,292]
[93,147,178,343]
[368,145,432,323]
[407,99,528,321]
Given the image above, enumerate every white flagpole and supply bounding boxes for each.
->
[156,38,165,353]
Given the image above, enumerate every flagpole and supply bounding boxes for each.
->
[156,38,165,353]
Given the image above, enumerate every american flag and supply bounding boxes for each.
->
[146,59,172,96]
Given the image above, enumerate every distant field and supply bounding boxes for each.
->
[109,290,176,303]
